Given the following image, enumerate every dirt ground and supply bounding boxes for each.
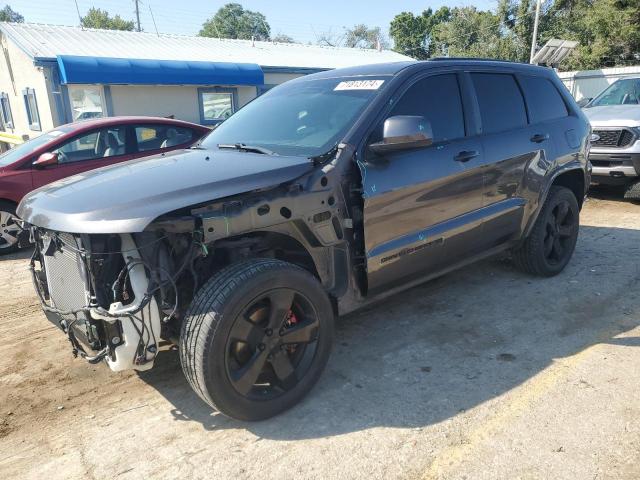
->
[1,186,640,480]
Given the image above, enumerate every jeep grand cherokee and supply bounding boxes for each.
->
[18,60,590,421]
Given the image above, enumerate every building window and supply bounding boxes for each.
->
[22,88,41,131]
[198,87,236,124]
[68,85,106,122]
[0,92,13,129]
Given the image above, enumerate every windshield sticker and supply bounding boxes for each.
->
[48,130,65,137]
[334,80,384,91]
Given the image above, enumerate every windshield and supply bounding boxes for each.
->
[0,126,74,167]
[589,78,640,107]
[200,77,390,157]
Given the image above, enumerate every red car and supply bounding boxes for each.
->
[0,116,209,253]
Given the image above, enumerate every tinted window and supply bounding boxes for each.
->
[390,74,465,142]
[54,126,128,163]
[471,73,527,134]
[135,125,194,152]
[519,76,568,123]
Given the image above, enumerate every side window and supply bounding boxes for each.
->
[0,92,13,129]
[390,74,465,143]
[135,125,195,152]
[22,88,41,131]
[471,73,527,134]
[54,126,128,163]
[519,76,569,123]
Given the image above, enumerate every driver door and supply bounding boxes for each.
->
[361,72,485,293]
[32,126,133,189]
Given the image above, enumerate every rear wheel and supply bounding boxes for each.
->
[512,186,579,276]
[180,258,334,421]
[624,179,640,202]
[0,201,21,255]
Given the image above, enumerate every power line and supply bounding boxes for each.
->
[148,4,158,37]
[133,0,141,32]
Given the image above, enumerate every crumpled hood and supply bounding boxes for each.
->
[583,105,640,127]
[18,148,313,233]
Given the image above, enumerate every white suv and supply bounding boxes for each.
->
[582,76,640,199]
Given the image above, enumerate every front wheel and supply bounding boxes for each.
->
[0,201,21,255]
[512,186,580,276]
[180,258,334,421]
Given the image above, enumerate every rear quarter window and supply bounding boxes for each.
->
[519,76,569,123]
[471,73,528,134]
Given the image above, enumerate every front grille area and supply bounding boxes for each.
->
[592,129,636,148]
[42,233,91,320]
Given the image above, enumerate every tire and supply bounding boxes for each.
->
[0,201,21,255]
[512,186,579,277]
[624,180,640,202]
[179,258,334,421]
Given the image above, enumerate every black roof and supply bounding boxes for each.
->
[307,58,549,80]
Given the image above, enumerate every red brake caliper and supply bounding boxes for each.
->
[284,310,298,353]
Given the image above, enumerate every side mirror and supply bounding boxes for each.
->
[577,97,592,108]
[33,152,59,168]
[369,115,433,155]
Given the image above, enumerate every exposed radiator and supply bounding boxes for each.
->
[42,233,91,321]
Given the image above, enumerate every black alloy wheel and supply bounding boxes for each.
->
[180,258,334,421]
[512,186,580,276]
[543,200,576,265]
[225,288,320,400]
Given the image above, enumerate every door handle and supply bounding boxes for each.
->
[454,150,479,162]
[530,133,549,143]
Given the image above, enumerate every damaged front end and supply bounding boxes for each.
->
[29,228,201,371]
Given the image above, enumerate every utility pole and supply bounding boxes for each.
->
[134,0,142,32]
[529,0,542,63]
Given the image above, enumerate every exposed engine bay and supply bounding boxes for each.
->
[27,148,365,372]
[29,229,204,371]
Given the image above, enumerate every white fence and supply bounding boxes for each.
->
[557,65,640,101]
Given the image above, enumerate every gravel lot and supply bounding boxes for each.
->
[1,188,640,480]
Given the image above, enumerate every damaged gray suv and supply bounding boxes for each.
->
[19,60,590,420]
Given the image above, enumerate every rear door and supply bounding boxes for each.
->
[469,71,557,247]
[33,126,134,189]
[361,72,485,293]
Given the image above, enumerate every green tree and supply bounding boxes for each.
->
[543,0,640,69]
[0,4,24,22]
[389,7,451,59]
[432,6,524,61]
[200,3,270,41]
[272,33,296,43]
[344,24,389,49]
[81,7,135,31]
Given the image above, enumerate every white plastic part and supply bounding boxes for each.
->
[90,234,161,372]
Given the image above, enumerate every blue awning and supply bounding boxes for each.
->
[56,55,264,86]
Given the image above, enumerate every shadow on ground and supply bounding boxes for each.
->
[588,184,635,202]
[138,224,640,440]
[0,248,32,261]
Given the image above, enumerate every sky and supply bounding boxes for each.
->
[6,0,497,44]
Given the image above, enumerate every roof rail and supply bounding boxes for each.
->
[428,57,524,64]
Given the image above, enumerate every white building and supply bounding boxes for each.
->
[558,65,640,101]
[0,23,411,141]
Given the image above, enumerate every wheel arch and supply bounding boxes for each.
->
[0,198,18,209]
[522,166,586,239]
[215,230,321,279]
[551,168,586,209]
